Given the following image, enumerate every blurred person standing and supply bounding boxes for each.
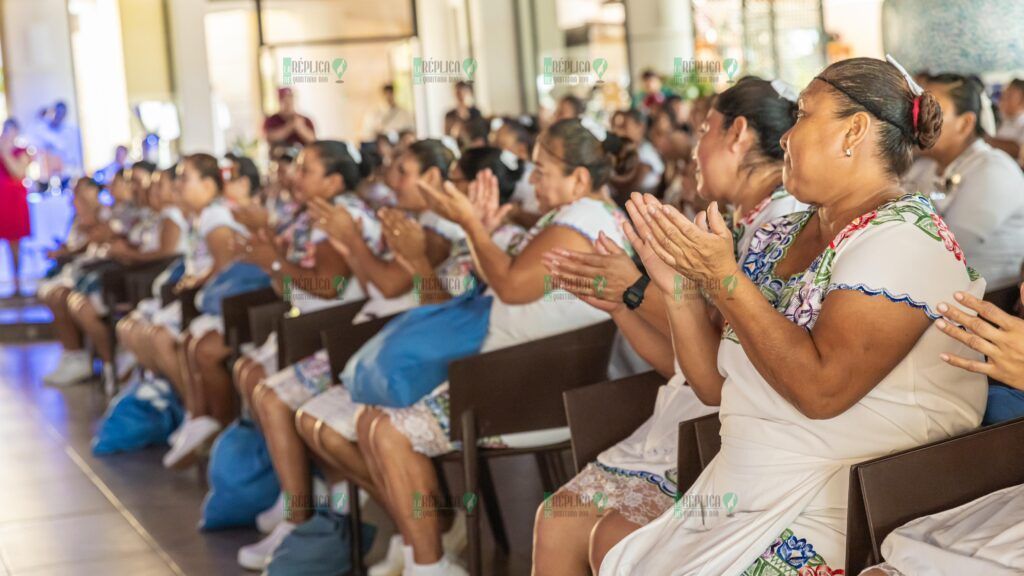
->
[0,119,31,296]
[990,78,1024,163]
[32,101,82,190]
[264,87,317,155]
[364,83,414,139]
[444,81,482,137]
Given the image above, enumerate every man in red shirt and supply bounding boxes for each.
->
[263,87,316,153]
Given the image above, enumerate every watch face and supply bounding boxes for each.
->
[623,288,642,309]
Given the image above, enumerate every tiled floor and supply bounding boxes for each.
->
[0,343,544,575]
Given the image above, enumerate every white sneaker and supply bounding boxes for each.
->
[167,411,192,447]
[162,416,221,469]
[442,511,467,556]
[237,520,296,571]
[43,350,94,386]
[115,350,137,380]
[375,511,465,576]
[256,492,286,535]
[369,535,407,576]
[402,555,468,576]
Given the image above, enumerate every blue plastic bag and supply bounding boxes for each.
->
[198,262,272,316]
[345,288,493,408]
[266,510,376,576]
[200,419,281,531]
[92,377,184,455]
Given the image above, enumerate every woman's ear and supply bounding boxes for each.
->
[957,111,978,140]
[727,116,749,154]
[326,172,345,196]
[423,166,442,188]
[571,165,592,196]
[845,110,872,152]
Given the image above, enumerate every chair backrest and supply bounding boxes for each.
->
[984,284,1022,316]
[321,314,397,384]
[676,412,720,493]
[449,320,617,440]
[248,301,289,348]
[563,371,665,473]
[277,300,367,367]
[121,257,180,307]
[845,416,1024,574]
[222,287,281,351]
[179,286,202,328]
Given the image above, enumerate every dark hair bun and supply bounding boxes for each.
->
[603,133,639,179]
[914,91,943,150]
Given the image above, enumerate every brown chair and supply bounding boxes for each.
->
[448,320,618,576]
[318,315,398,576]
[984,284,1022,316]
[563,370,666,473]
[845,416,1024,574]
[247,301,290,350]
[277,300,367,368]
[221,287,281,365]
[675,412,721,494]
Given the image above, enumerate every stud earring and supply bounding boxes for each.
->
[845,148,853,157]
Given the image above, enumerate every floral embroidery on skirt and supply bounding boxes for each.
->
[262,350,332,410]
[562,462,676,525]
[742,528,845,575]
[383,385,505,457]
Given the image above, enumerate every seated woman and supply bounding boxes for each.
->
[533,76,806,575]
[234,139,465,570]
[122,154,249,467]
[902,73,1024,292]
[39,177,104,385]
[354,118,634,576]
[68,164,188,380]
[599,57,988,575]
[287,146,528,576]
[41,169,144,386]
[858,281,1024,576]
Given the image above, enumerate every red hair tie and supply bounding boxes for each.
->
[912,95,921,132]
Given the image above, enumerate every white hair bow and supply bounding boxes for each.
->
[499,149,520,171]
[770,79,799,103]
[345,141,362,164]
[580,116,607,142]
[440,136,462,159]
[885,54,924,96]
[978,89,996,136]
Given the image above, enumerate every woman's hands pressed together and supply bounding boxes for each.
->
[309,197,362,257]
[628,192,738,296]
[935,289,1024,390]
[468,168,513,234]
[417,178,478,227]
[379,207,428,275]
[541,232,640,313]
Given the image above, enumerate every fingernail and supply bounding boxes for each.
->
[937,303,948,313]
[954,292,964,301]
[935,319,947,329]
[940,353,949,362]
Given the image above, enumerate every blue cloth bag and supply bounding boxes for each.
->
[200,418,281,531]
[198,262,272,316]
[92,377,185,455]
[266,510,376,576]
[345,287,493,408]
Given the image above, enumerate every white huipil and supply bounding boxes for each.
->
[601,194,987,576]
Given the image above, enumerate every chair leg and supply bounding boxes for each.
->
[535,452,556,494]
[348,482,365,576]
[478,459,509,556]
[461,410,481,576]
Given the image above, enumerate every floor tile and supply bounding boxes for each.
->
[0,512,152,572]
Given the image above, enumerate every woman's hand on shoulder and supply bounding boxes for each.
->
[935,288,1024,390]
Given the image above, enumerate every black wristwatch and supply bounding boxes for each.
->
[622,253,650,310]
